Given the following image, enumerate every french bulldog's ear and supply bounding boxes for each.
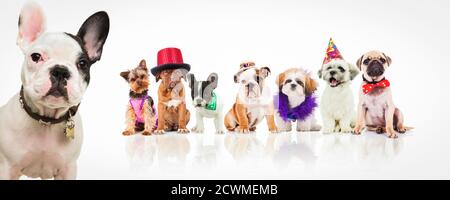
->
[120,70,130,82]
[207,73,218,89]
[77,11,110,63]
[356,55,364,70]
[317,69,322,79]
[275,72,285,88]
[260,67,271,78]
[348,63,360,80]
[382,53,392,66]
[305,75,318,96]
[186,73,196,89]
[138,59,148,71]
[17,2,46,52]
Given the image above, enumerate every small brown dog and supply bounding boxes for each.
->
[120,60,157,136]
[151,48,191,134]
[353,51,412,138]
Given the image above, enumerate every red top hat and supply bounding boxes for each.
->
[151,47,191,76]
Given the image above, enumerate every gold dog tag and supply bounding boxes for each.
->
[65,118,75,140]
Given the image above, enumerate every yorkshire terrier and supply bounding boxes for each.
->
[120,60,157,136]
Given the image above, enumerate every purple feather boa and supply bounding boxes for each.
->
[274,92,317,122]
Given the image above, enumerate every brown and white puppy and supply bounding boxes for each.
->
[154,69,190,134]
[224,61,278,133]
[120,60,157,136]
[353,51,411,138]
[274,68,321,132]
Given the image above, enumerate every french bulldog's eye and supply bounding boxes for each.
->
[380,58,386,64]
[78,58,89,69]
[363,58,370,65]
[31,53,42,63]
[338,66,345,72]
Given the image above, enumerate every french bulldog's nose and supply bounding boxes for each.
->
[50,65,71,81]
[195,99,202,106]
[330,71,337,76]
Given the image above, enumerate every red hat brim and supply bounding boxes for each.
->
[151,63,191,76]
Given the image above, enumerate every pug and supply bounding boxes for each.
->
[0,2,109,179]
[224,61,278,133]
[353,51,412,138]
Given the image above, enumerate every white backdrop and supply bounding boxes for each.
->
[1,0,449,179]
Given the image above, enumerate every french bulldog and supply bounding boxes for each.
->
[186,72,225,134]
[0,2,109,179]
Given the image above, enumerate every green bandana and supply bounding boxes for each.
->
[205,92,217,111]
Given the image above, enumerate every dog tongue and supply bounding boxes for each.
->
[330,79,338,87]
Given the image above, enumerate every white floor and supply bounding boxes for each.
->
[76,127,450,179]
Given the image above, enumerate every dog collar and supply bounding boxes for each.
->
[205,92,217,111]
[19,86,79,126]
[129,90,148,99]
[362,76,390,94]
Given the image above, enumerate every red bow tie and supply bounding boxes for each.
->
[362,79,390,94]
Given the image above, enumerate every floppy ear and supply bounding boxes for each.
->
[186,73,196,89]
[356,55,364,70]
[233,74,239,83]
[120,70,130,82]
[138,59,148,71]
[382,53,392,66]
[17,2,46,52]
[207,73,218,89]
[348,63,360,80]
[155,73,162,82]
[260,67,271,78]
[304,75,318,96]
[77,11,110,63]
[275,72,285,89]
[317,69,323,79]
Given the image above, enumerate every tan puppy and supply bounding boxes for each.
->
[224,61,278,133]
[353,51,411,138]
[154,69,190,134]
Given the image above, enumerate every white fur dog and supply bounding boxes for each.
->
[318,59,359,133]
[186,73,225,134]
[274,68,321,132]
[0,3,109,179]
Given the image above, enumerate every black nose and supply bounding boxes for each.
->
[330,71,337,76]
[50,65,71,82]
[367,61,385,77]
[290,84,297,89]
[247,83,255,90]
[195,99,202,105]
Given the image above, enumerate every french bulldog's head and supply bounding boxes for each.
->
[186,73,218,108]
[17,2,109,109]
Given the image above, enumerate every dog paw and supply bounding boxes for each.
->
[154,129,165,134]
[236,127,250,133]
[353,126,363,135]
[270,128,279,133]
[340,127,353,133]
[216,129,225,134]
[397,127,407,134]
[322,128,334,134]
[192,126,204,133]
[386,128,398,139]
[122,130,134,136]
[142,130,152,136]
[178,128,190,134]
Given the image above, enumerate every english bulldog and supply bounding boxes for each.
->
[0,2,109,179]
[224,61,278,133]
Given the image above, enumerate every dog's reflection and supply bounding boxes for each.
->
[190,133,223,171]
[224,133,263,165]
[125,133,190,171]
[318,132,404,165]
